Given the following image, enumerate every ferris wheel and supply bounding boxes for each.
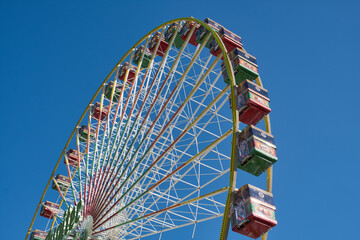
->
[26,17,278,240]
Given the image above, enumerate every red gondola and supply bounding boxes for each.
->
[149,32,169,57]
[91,102,109,121]
[40,201,60,219]
[231,184,277,238]
[219,28,243,52]
[210,28,243,57]
[52,174,70,191]
[65,149,80,167]
[235,80,271,125]
[180,21,199,46]
[118,62,136,84]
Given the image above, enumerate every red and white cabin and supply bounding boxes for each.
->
[91,102,109,121]
[40,201,60,219]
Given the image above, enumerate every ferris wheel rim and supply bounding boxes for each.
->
[25,17,273,240]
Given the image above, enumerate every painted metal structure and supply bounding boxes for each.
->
[25,17,274,240]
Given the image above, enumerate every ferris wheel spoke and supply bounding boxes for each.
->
[114,136,227,228]
[124,215,220,240]
[155,92,228,146]
[90,54,137,211]
[97,84,229,222]
[114,32,213,179]
[93,186,228,235]
[92,64,213,223]
[93,32,174,206]
[84,92,114,212]
[153,75,227,157]
[89,34,154,209]
[91,78,158,216]
[89,66,123,207]
[73,130,84,208]
[52,178,70,208]
[93,85,230,229]
[83,107,93,213]
[88,113,109,211]
[91,86,136,210]
[92,27,200,217]
[49,162,79,229]
[92,60,159,208]
[93,66,190,222]
[85,86,107,212]
[64,155,78,205]
[132,93,231,210]
[106,202,223,239]
[89,46,146,211]
[92,117,161,220]
[122,131,231,226]
[124,125,231,225]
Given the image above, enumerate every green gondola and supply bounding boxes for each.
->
[30,230,47,240]
[78,125,95,142]
[237,125,277,176]
[133,45,152,68]
[195,18,223,48]
[164,23,184,49]
[105,81,122,102]
[222,48,259,85]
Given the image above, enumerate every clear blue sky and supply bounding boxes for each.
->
[1,0,359,239]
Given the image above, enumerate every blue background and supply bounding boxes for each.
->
[1,0,359,239]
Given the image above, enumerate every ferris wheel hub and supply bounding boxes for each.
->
[78,215,93,240]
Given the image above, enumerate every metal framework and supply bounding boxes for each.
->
[25,17,273,240]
